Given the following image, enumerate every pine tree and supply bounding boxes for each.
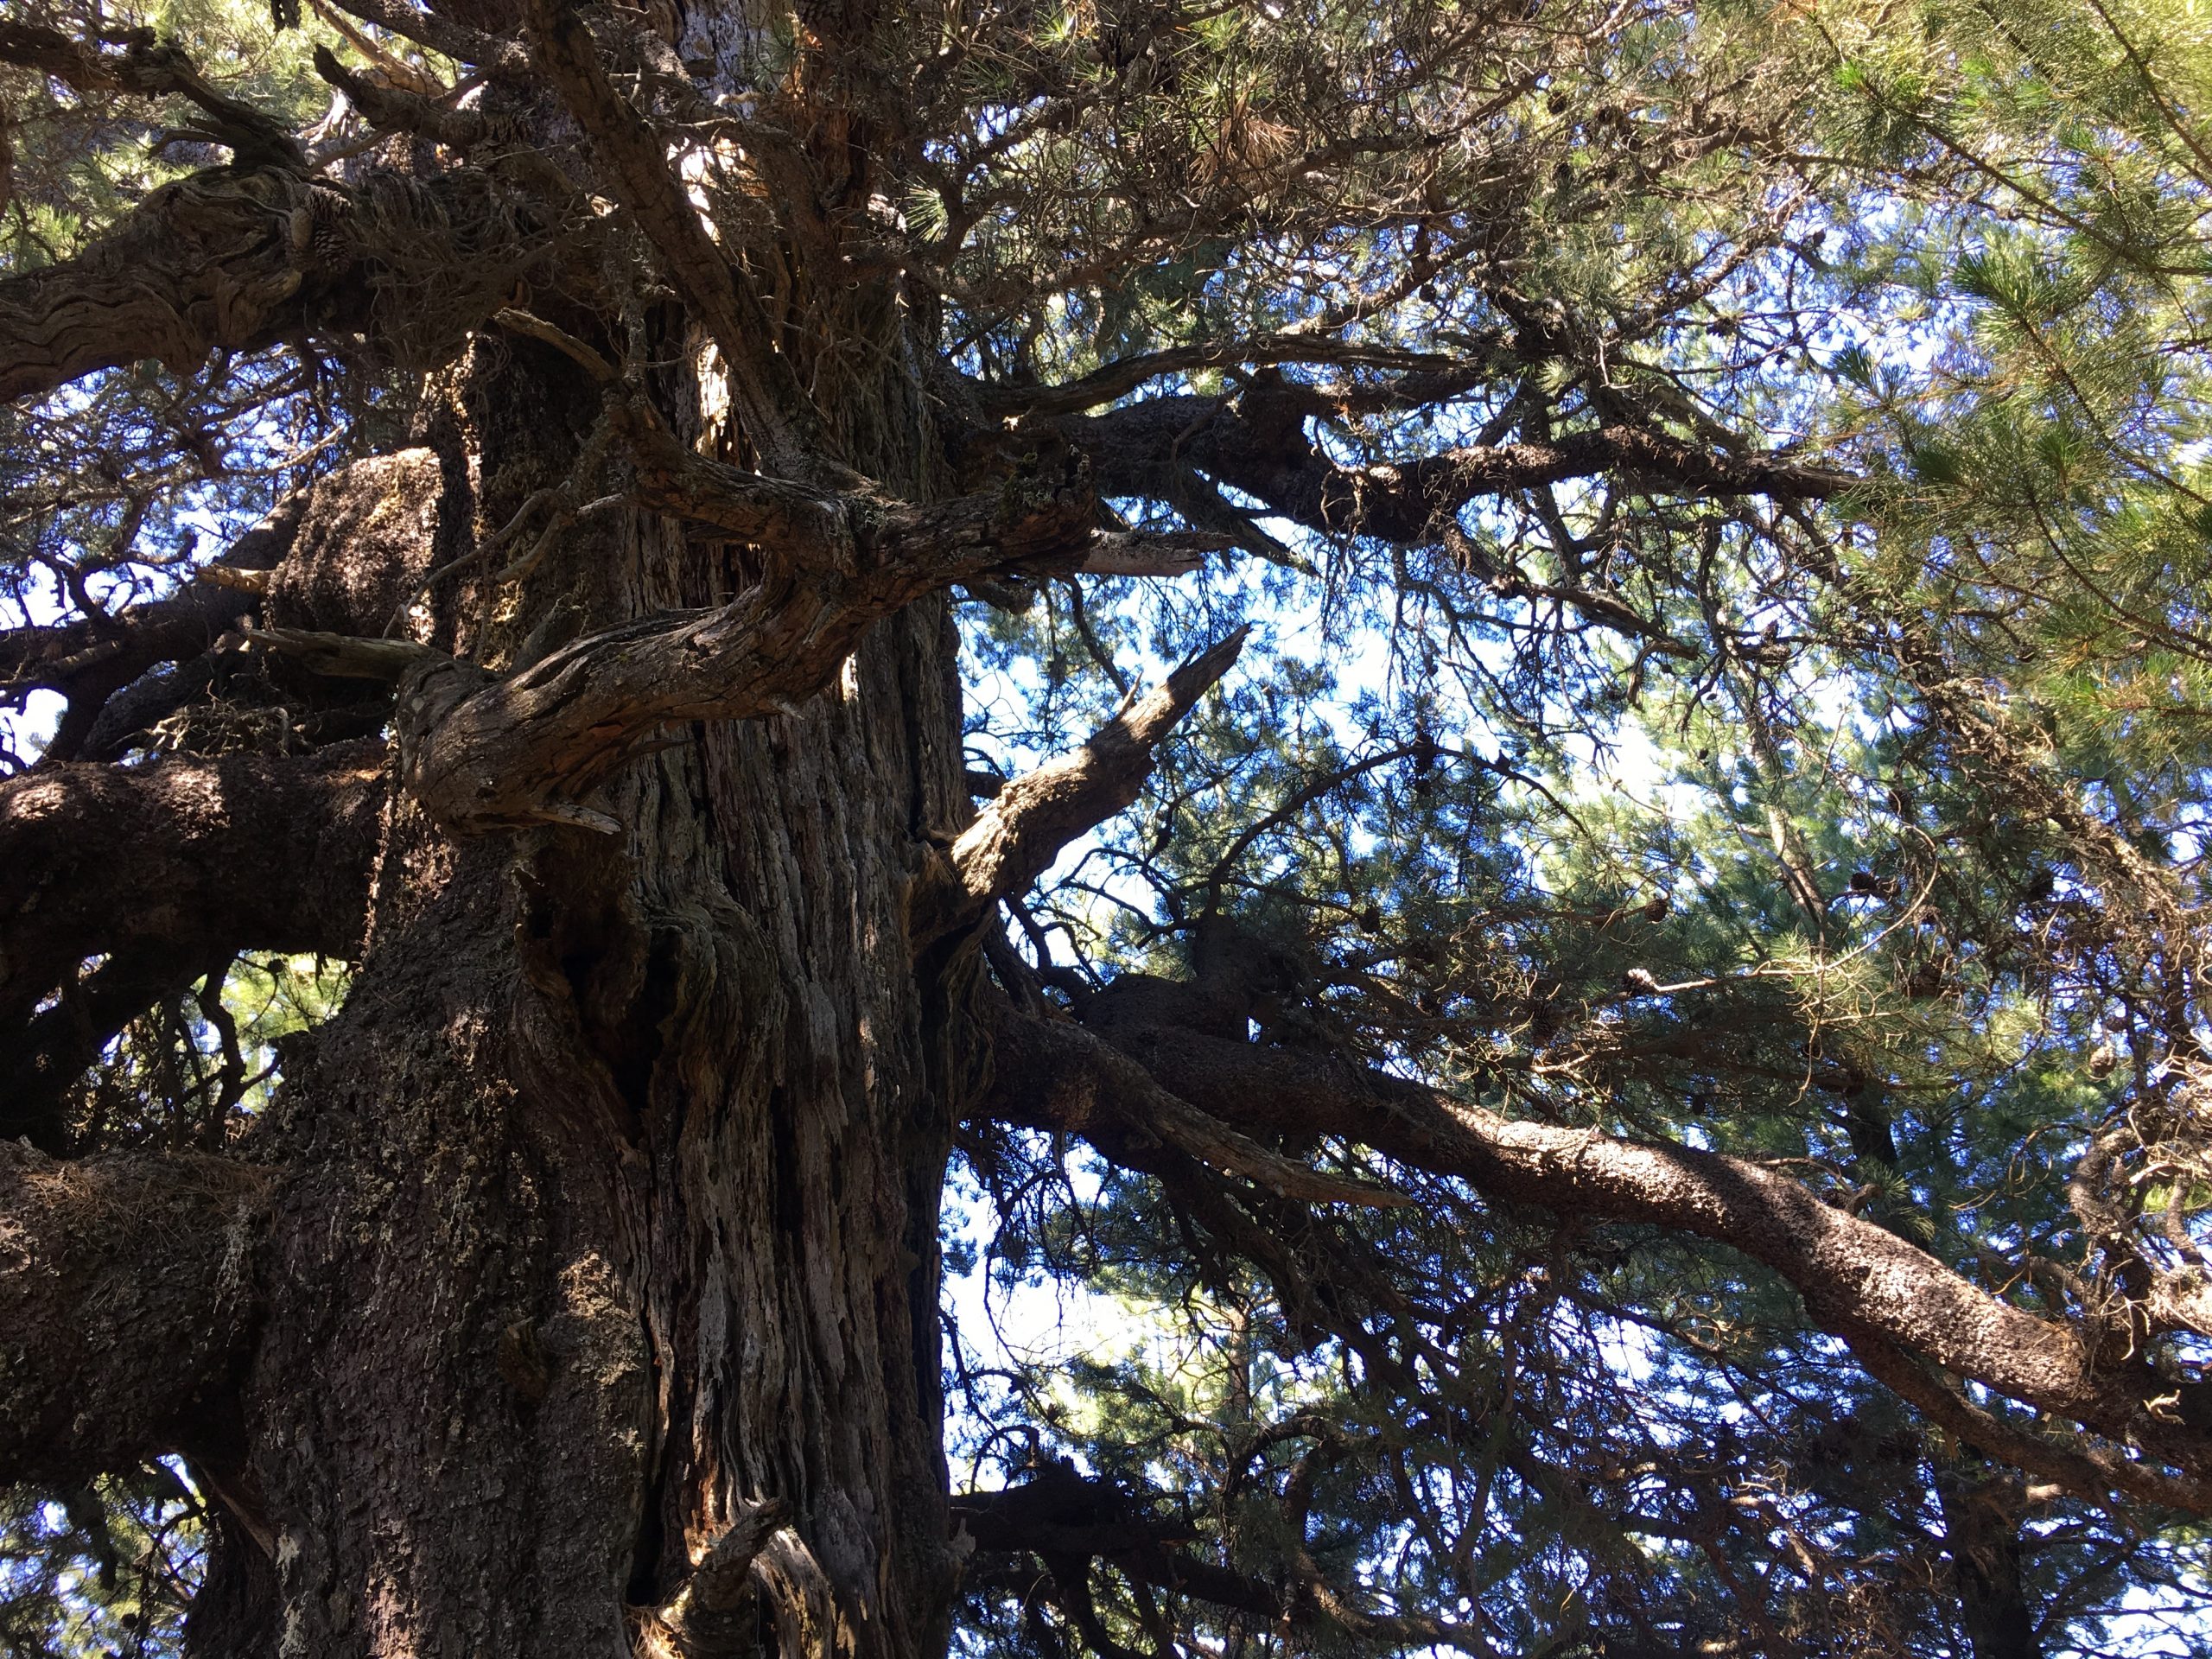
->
[2,0,2208,1654]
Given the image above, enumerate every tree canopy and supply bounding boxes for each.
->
[3,0,2211,1654]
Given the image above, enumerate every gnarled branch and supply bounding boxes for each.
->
[0,155,540,407]
[396,450,1113,830]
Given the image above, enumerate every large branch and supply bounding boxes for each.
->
[990,1005,2212,1510]
[0,739,386,1024]
[0,741,387,1147]
[0,1141,265,1485]
[1071,392,1851,543]
[0,166,329,405]
[395,448,1137,830]
[0,154,536,407]
[974,338,1483,422]
[984,1003,1403,1208]
[909,627,1249,944]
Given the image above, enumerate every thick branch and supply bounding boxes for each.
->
[0,166,327,405]
[0,740,386,1027]
[397,453,1109,830]
[996,1007,2212,1504]
[524,0,827,479]
[912,627,1248,944]
[1071,393,1851,543]
[0,157,536,407]
[0,741,387,1147]
[976,338,1477,421]
[0,1141,266,1485]
[328,0,532,79]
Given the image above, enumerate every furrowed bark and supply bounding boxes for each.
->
[989,1006,2212,1504]
[0,1141,266,1485]
[0,167,331,404]
[394,452,1109,830]
[910,626,1249,944]
[0,158,535,406]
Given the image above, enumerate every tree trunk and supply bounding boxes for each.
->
[181,331,972,1657]
[1936,1460,2040,1659]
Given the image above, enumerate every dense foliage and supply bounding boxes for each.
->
[4,0,2212,1653]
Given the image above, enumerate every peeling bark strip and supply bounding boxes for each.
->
[913,627,1251,944]
[0,1141,266,1486]
[996,1010,2212,1507]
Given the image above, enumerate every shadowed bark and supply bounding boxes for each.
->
[1937,1462,2042,1659]
[0,1141,266,1486]
[0,741,387,1148]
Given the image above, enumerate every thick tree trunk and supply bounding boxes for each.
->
[179,334,970,1656]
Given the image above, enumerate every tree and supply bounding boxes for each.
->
[1,0,2208,1653]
